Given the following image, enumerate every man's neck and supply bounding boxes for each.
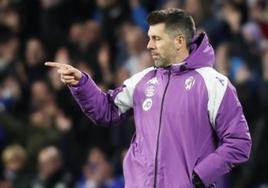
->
[174,48,189,64]
[160,49,190,68]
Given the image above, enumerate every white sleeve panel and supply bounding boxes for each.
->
[114,67,154,115]
[195,67,228,129]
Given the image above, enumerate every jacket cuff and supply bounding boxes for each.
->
[193,153,228,187]
[70,72,89,88]
[192,171,206,188]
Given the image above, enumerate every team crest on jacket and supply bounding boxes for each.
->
[145,85,156,97]
[145,77,158,97]
[185,76,195,90]
[142,98,153,111]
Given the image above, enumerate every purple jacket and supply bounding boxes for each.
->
[69,33,251,188]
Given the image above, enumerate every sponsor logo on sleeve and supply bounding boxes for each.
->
[216,76,225,86]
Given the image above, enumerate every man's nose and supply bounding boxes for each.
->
[147,40,155,50]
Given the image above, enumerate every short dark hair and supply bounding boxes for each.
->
[147,9,196,47]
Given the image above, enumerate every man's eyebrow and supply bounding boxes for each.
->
[148,34,161,38]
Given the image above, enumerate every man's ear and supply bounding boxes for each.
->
[174,35,185,51]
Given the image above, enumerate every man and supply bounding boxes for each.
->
[31,146,73,188]
[45,9,251,188]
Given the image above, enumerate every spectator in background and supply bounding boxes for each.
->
[94,0,131,71]
[31,146,73,188]
[184,0,212,28]
[0,25,20,78]
[250,0,268,39]
[114,20,150,84]
[1,144,31,188]
[39,0,71,56]
[94,0,130,41]
[77,147,123,188]
[96,43,113,89]
[24,37,47,84]
[25,80,60,166]
[115,25,153,84]
[122,26,149,75]
[215,42,230,77]
[0,75,21,114]
[68,21,84,47]
[68,20,104,84]
[221,0,253,68]
[161,0,181,9]
[30,80,55,113]
[0,0,21,34]
[129,0,148,32]
[244,46,268,188]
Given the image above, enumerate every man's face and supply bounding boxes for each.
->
[147,23,177,67]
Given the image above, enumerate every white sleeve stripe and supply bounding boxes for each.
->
[195,67,228,129]
[114,67,154,115]
[114,87,132,115]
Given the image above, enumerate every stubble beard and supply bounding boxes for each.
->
[153,57,170,68]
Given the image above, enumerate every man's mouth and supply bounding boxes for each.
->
[151,52,159,58]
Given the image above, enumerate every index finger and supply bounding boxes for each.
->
[44,62,69,69]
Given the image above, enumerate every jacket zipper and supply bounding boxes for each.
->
[153,70,171,188]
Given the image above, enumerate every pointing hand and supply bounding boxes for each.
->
[45,62,82,86]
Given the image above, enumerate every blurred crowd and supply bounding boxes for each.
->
[0,0,268,187]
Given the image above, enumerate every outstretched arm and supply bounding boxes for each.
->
[45,62,152,125]
[45,62,130,125]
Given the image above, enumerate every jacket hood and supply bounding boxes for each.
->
[183,32,215,69]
